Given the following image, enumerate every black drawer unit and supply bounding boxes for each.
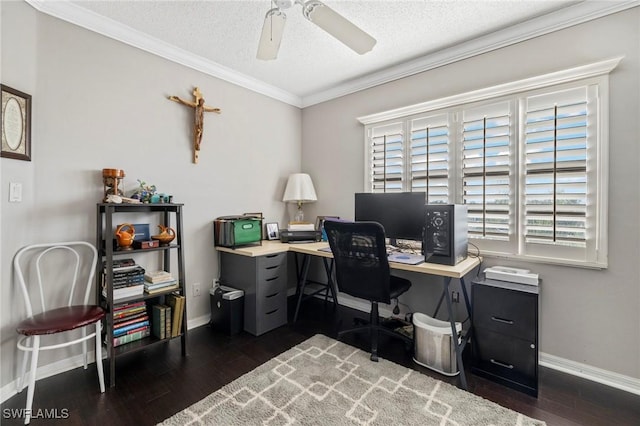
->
[472,278,539,396]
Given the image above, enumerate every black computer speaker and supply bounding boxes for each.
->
[424,204,468,265]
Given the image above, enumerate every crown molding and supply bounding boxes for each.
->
[357,56,623,124]
[301,0,639,107]
[24,0,303,107]
[25,0,639,109]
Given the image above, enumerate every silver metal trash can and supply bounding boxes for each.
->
[412,312,462,376]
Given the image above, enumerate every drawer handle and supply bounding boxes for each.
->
[490,359,514,369]
[266,265,279,270]
[266,254,279,258]
[491,316,514,325]
[265,308,279,315]
[266,292,279,298]
[266,276,279,282]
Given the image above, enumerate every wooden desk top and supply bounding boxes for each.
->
[216,240,481,279]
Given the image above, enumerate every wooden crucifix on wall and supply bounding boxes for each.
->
[168,87,221,163]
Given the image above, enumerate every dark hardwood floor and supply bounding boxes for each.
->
[2,297,639,425]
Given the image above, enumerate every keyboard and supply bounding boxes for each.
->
[319,246,424,264]
[387,252,424,265]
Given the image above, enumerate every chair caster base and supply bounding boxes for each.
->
[370,353,379,362]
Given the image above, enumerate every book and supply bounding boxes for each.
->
[106,258,135,270]
[165,294,184,338]
[113,327,150,347]
[288,223,315,231]
[105,284,144,301]
[113,320,150,336]
[144,270,173,283]
[113,300,146,311]
[165,305,172,337]
[144,278,178,290]
[152,305,167,339]
[145,283,179,295]
[176,295,185,336]
[113,306,146,319]
[113,315,149,330]
[114,311,148,325]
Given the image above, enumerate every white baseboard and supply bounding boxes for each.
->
[295,288,640,396]
[0,351,99,404]
[187,314,211,330]
[3,306,638,404]
[539,352,640,396]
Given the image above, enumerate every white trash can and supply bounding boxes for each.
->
[412,312,462,376]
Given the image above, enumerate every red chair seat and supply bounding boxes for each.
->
[17,305,106,336]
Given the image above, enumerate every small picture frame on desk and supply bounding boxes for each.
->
[265,222,279,240]
[315,216,340,241]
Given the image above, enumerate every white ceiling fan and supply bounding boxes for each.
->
[257,0,377,60]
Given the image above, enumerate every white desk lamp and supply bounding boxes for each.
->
[282,173,317,223]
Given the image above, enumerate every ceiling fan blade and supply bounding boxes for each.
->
[301,0,376,55]
[257,8,287,60]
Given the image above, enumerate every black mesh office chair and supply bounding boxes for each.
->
[324,220,412,361]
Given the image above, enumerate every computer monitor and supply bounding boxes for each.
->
[354,192,427,246]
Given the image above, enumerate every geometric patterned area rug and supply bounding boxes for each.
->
[159,334,545,425]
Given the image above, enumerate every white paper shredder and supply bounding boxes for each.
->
[412,312,462,376]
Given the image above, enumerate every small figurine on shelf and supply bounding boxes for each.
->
[151,225,176,246]
[115,223,136,250]
[131,179,157,203]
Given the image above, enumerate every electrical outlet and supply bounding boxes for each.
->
[451,291,460,303]
[193,282,201,297]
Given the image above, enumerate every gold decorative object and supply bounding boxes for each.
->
[151,225,176,246]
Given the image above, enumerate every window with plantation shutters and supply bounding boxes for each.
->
[461,102,513,243]
[410,114,451,203]
[359,58,617,268]
[368,122,404,192]
[521,85,601,263]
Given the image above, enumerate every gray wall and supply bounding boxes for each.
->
[302,9,640,380]
[1,1,301,390]
[1,0,638,395]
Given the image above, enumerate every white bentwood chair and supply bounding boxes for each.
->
[13,242,106,424]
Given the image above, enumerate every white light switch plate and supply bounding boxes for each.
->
[9,182,22,202]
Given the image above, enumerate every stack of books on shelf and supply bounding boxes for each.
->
[102,258,145,301]
[112,301,150,347]
[144,270,179,294]
[165,293,186,338]
[151,304,172,339]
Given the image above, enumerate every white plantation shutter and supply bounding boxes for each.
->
[522,85,600,262]
[360,58,615,267]
[368,122,404,192]
[410,114,451,203]
[461,102,513,242]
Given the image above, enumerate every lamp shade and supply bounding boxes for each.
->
[282,173,317,203]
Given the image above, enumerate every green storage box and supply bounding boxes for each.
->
[214,215,262,248]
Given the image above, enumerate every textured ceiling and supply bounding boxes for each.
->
[29,1,635,106]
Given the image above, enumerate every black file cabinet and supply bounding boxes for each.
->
[471,278,539,396]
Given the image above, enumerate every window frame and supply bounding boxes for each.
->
[358,57,621,269]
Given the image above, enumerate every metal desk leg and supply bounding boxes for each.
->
[442,276,468,390]
[459,277,471,320]
[322,258,338,308]
[293,255,312,323]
